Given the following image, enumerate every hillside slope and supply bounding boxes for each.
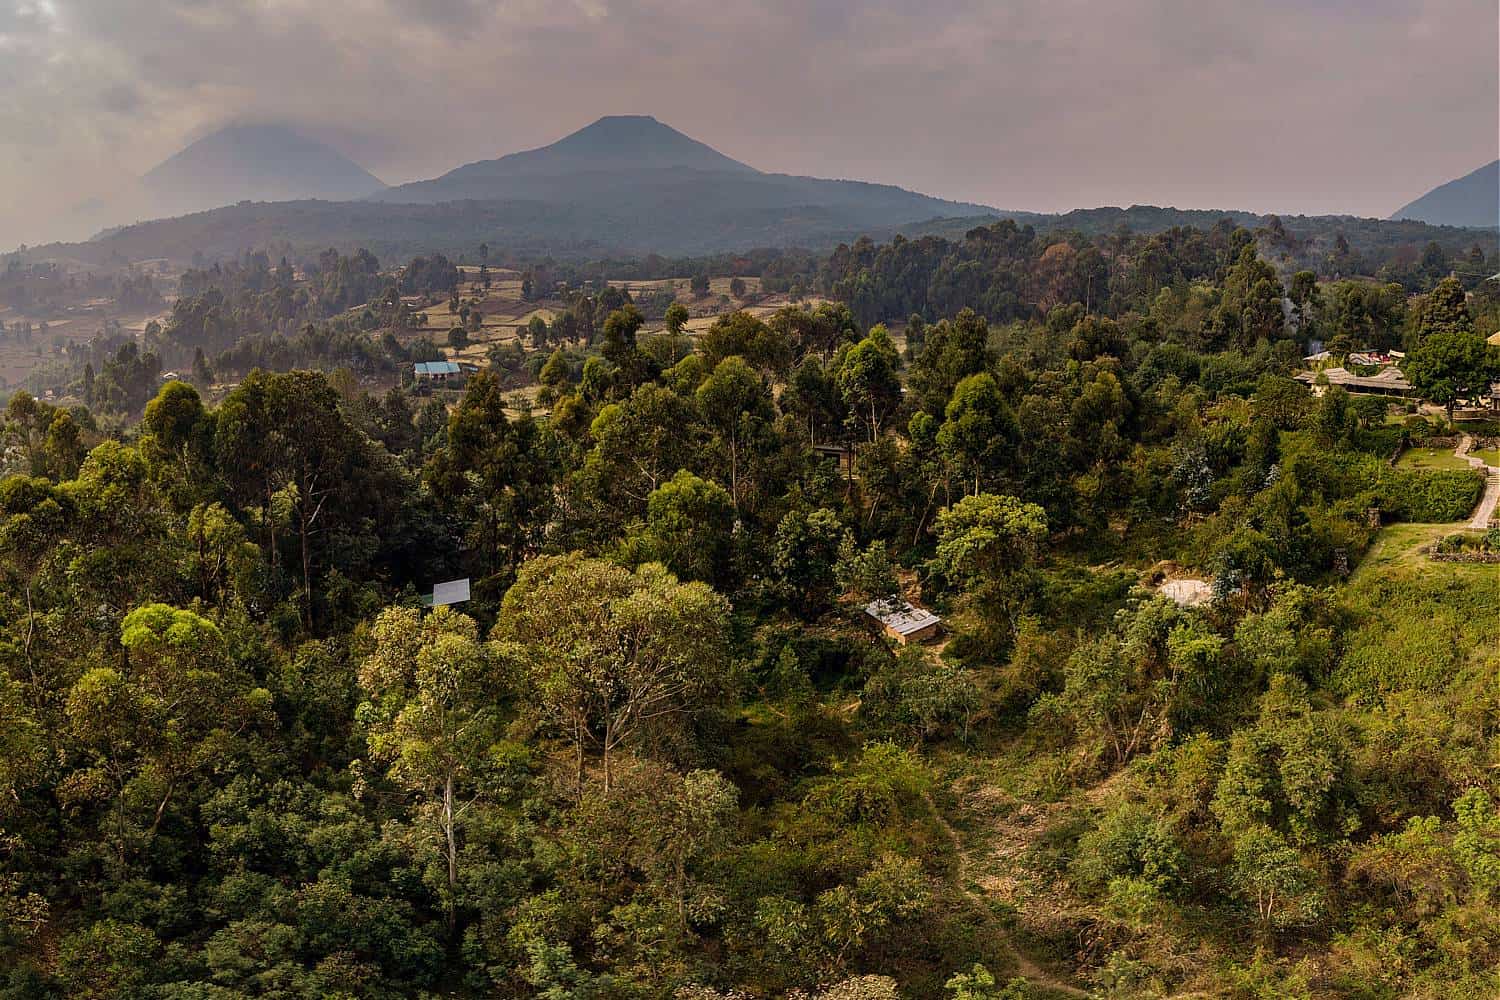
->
[1390,160,1498,228]
[372,115,992,227]
[141,124,386,217]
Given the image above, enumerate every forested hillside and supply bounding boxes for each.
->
[2,220,1500,999]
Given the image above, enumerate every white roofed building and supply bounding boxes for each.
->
[863,595,942,646]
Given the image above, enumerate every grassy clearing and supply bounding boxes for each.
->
[1395,446,1470,471]
[1335,522,1500,702]
[1471,447,1500,467]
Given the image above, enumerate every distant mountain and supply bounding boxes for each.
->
[31,200,1496,274]
[377,115,756,203]
[1390,161,1498,229]
[140,124,386,217]
[372,115,993,229]
[35,115,1496,265]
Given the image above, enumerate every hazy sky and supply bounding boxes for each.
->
[2,0,1497,245]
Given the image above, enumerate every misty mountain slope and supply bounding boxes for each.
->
[1390,160,1498,228]
[142,124,386,217]
[373,115,992,225]
[381,115,756,198]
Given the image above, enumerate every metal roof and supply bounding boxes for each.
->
[428,578,471,607]
[863,595,941,636]
[414,360,462,376]
[1295,366,1412,392]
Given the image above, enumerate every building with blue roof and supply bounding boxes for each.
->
[413,360,464,384]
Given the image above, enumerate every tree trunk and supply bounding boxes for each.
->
[266,484,279,577]
[444,773,458,936]
[602,718,614,793]
[575,725,587,798]
[729,438,740,513]
[21,579,36,694]
[300,514,313,630]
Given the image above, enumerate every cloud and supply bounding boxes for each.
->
[2,0,1496,246]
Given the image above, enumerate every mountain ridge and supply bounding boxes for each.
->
[1390,160,1498,228]
[141,124,387,217]
[370,115,993,223]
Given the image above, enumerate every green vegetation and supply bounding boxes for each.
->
[2,219,1500,998]
[1396,445,1472,470]
[1336,530,1500,699]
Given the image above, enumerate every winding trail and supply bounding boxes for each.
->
[922,790,1092,998]
[1455,435,1500,529]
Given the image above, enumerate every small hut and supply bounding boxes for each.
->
[863,595,942,646]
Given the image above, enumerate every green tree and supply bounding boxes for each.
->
[1041,599,1224,764]
[62,605,270,859]
[936,372,1017,495]
[1220,246,1285,349]
[357,606,509,933]
[215,370,381,625]
[602,305,654,390]
[1229,827,1325,933]
[42,411,85,480]
[932,493,1047,641]
[184,501,259,606]
[425,371,555,583]
[834,328,901,443]
[640,470,735,586]
[583,383,701,515]
[835,535,898,599]
[0,676,42,817]
[1412,276,1475,342]
[538,348,571,406]
[945,964,1034,1000]
[527,313,550,350]
[1066,314,1127,361]
[772,507,846,614]
[496,554,731,792]
[907,308,990,415]
[696,356,773,512]
[1405,327,1496,423]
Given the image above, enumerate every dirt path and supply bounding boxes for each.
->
[1455,435,1500,529]
[923,791,1092,998]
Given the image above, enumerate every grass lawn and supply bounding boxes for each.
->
[1396,446,1470,471]
[1470,447,1500,467]
[1337,522,1500,702]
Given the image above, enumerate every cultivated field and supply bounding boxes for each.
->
[399,267,826,368]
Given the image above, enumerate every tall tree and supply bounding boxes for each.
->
[696,356,773,513]
[425,371,555,584]
[358,606,508,934]
[834,327,902,443]
[1405,329,1496,423]
[62,605,269,860]
[935,373,1016,495]
[215,370,375,625]
[496,554,731,792]
[932,493,1047,650]
[1412,276,1475,342]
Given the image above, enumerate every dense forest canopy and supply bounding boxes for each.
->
[0,216,1499,998]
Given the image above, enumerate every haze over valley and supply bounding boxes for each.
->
[2,2,1500,998]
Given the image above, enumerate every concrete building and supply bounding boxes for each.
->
[414,360,464,384]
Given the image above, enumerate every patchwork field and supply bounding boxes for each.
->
[402,268,825,363]
[0,303,170,392]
